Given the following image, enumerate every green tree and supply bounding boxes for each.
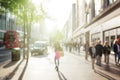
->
[0,0,48,61]
[50,29,63,44]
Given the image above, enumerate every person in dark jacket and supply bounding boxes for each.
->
[118,38,120,64]
[114,38,120,65]
[113,39,119,64]
[103,41,111,65]
[95,40,103,66]
[89,42,96,70]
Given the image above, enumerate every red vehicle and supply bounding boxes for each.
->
[4,30,19,48]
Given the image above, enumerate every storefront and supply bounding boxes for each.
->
[117,28,120,38]
[103,27,120,47]
[91,32,100,43]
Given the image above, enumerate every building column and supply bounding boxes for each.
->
[72,3,77,31]
[82,0,87,25]
[76,0,79,28]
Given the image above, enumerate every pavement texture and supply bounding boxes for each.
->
[0,59,26,80]
[0,47,120,80]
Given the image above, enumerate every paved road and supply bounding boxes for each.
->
[20,47,107,80]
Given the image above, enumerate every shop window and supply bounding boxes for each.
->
[105,36,109,42]
[111,36,115,40]
[117,35,120,38]
[110,36,114,50]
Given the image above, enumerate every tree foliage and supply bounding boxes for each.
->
[0,0,28,11]
[0,0,49,60]
[50,29,63,43]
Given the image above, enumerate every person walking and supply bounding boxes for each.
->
[117,38,120,65]
[118,46,120,65]
[78,41,82,54]
[54,42,62,71]
[103,41,111,65]
[89,42,96,70]
[95,40,103,66]
[113,39,119,64]
[84,41,89,60]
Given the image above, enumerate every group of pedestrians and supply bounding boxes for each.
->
[53,39,120,71]
[86,39,120,70]
[88,40,104,69]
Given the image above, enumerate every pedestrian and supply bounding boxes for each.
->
[78,41,81,54]
[54,42,62,71]
[103,41,111,65]
[113,39,119,65]
[95,40,103,66]
[117,38,120,65]
[89,42,96,70]
[84,41,89,60]
[68,42,72,52]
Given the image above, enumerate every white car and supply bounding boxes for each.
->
[31,41,47,55]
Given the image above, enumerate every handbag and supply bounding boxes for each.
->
[59,51,64,57]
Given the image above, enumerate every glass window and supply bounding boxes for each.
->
[117,28,120,35]
[8,32,15,42]
[0,32,2,39]
[0,32,4,40]
[95,0,101,15]
[109,0,114,4]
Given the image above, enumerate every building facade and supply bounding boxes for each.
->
[0,11,23,48]
[63,12,72,43]
[71,0,120,47]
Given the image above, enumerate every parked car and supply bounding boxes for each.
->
[31,41,47,55]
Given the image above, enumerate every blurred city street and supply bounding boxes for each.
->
[0,0,120,80]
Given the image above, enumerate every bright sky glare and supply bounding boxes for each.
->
[31,0,75,33]
[46,0,75,31]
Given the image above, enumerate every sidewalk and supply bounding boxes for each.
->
[0,48,27,80]
[0,59,25,80]
[69,49,120,80]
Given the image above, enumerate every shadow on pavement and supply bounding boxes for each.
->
[95,63,120,80]
[110,63,120,69]
[94,69,116,80]
[56,67,67,80]
[4,59,24,80]
[97,64,120,77]
[3,61,18,68]
[18,61,28,80]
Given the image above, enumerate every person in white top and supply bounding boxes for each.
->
[89,42,96,70]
